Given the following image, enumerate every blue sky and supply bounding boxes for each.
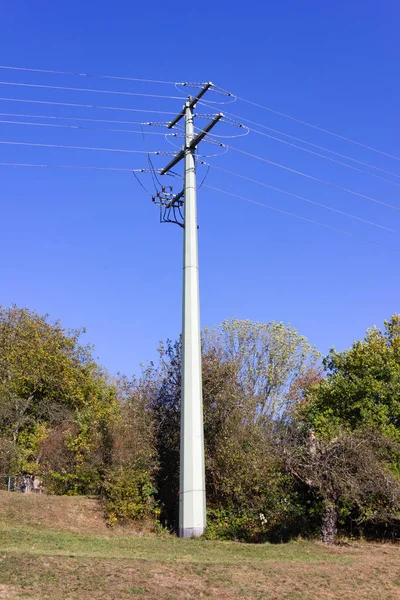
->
[0,1,399,375]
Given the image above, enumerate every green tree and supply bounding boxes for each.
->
[294,315,400,543]
[102,372,159,525]
[305,315,400,439]
[153,318,319,538]
[0,305,116,493]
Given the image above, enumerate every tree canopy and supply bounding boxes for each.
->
[1,306,400,544]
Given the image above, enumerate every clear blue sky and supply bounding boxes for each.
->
[0,1,399,375]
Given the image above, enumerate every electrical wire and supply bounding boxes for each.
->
[234,123,400,188]
[221,142,400,212]
[0,119,175,136]
[4,66,396,162]
[0,112,170,127]
[0,96,178,115]
[194,122,250,140]
[196,146,229,159]
[203,184,399,252]
[200,161,397,233]
[164,133,183,151]
[0,81,185,100]
[132,170,154,195]
[0,140,170,155]
[220,111,400,182]
[174,83,237,105]
[0,159,394,240]
[213,93,400,163]
[180,82,234,98]
[141,124,162,192]
[0,65,178,85]
[0,161,152,172]
[197,163,211,190]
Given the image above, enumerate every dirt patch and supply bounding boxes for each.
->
[0,584,20,599]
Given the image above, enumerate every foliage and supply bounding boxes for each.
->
[303,315,400,440]
[284,427,400,543]
[203,318,320,420]
[103,468,158,526]
[291,315,400,543]
[102,373,159,525]
[3,304,400,543]
[152,318,319,536]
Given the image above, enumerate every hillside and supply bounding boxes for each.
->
[0,490,142,536]
[0,492,400,599]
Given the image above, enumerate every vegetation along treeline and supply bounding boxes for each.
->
[1,305,400,545]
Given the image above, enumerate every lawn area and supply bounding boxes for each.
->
[0,492,399,599]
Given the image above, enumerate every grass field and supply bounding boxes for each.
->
[0,492,400,599]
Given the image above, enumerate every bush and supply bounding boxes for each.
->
[103,468,158,526]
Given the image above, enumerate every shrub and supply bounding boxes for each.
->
[103,468,158,526]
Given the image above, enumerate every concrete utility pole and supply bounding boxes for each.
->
[159,84,222,537]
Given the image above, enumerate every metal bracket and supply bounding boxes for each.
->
[152,186,184,227]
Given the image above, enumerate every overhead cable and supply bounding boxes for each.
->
[0,98,175,115]
[0,119,176,136]
[211,94,400,163]
[203,184,399,252]
[222,142,400,212]
[0,81,185,100]
[0,112,169,126]
[0,96,177,115]
[200,161,396,233]
[0,140,169,155]
[224,123,400,188]
[220,111,400,181]
[0,161,155,172]
[0,65,178,85]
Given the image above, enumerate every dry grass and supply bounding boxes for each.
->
[0,490,151,536]
[0,492,400,599]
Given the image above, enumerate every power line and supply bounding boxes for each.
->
[0,161,149,172]
[0,81,185,100]
[0,118,176,136]
[221,142,400,212]
[203,184,399,252]
[0,112,169,126]
[0,140,168,155]
[219,111,400,181]
[141,124,162,192]
[132,170,154,194]
[217,122,400,188]
[175,83,237,105]
[0,65,178,85]
[215,94,400,163]
[200,161,396,233]
[1,162,397,250]
[0,96,178,115]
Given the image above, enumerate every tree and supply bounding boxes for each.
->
[0,305,116,493]
[152,318,319,538]
[304,315,400,440]
[102,373,159,525]
[0,305,98,432]
[284,428,400,544]
[203,318,320,421]
[294,315,400,543]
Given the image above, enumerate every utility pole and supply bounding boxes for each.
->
[157,84,222,538]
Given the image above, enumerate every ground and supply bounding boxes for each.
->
[0,492,399,599]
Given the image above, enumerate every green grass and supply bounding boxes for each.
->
[0,492,399,599]
[0,520,345,564]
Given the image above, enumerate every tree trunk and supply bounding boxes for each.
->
[321,500,338,544]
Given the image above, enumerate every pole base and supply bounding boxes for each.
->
[179,526,205,539]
